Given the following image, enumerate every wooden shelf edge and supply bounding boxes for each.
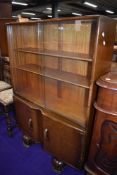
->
[15,48,93,62]
[16,64,90,89]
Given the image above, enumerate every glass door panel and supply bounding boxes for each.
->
[13,52,44,106]
[10,23,44,106]
[44,56,90,127]
[60,20,96,60]
[44,55,91,88]
[11,23,43,51]
[61,58,92,78]
[43,20,94,127]
[15,70,44,106]
[45,78,89,127]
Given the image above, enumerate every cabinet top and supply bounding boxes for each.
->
[6,15,113,25]
[97,72,117,90]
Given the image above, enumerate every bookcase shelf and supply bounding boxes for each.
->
[17,64,90,88]
[15,90,44,108]
[16,47,93,62]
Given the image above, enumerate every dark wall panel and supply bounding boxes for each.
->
[0,2,12,18]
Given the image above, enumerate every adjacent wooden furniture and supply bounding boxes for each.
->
[112,22,117,71]
[0,80,11,92]
[6,16,116,170]
[0,56,2,79]
[0,18,15,57]
[0,18,15,82]
[115,21,117,44]
[0,88,14,136]
[0,56,11,83]
[0,79,13,137]
[85,72,117,175]
[0,2,12,18]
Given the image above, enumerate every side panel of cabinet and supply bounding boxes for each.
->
[86,111,117,175]
[43,114,86,168]
[0,19,16,56]
[14,96,43,143]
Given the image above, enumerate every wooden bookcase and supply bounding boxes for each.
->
[6,16,116,169]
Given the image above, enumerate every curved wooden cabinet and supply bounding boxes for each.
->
[86,72,117,175]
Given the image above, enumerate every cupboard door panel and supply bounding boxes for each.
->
[14,96,43,143]
[87,111,117,175]
[43,114,85,167]
[86,72,117,175]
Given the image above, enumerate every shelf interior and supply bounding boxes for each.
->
[16,47,93,62]
[9,20,96,128]
[16,64,90,88]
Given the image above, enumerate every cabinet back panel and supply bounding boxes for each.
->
[61,21,92,54]
[44,56,91,77]
[44,23,59,51]
[44,56,58,69]
[11,24,43,50]
[61,59,91,76]
[43,20,95,57]
[14,52,42,66]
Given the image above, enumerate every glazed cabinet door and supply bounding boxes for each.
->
[43,113,86,168]
[7,23,44,107]
[43,20,96,128]
[14,95,43,143]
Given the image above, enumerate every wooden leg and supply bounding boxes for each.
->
[85,172,91,175]
[52,157,65,173]
[4,106,13,137]
[84,165,94,175]
[23,135,32,148]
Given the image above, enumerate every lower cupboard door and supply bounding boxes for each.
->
[43,114,86,168]
[14,95,43,143]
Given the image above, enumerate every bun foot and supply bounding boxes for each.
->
[52,157,65,173]
[23,135,32,148]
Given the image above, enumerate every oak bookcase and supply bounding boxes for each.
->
[7,15,115,170]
